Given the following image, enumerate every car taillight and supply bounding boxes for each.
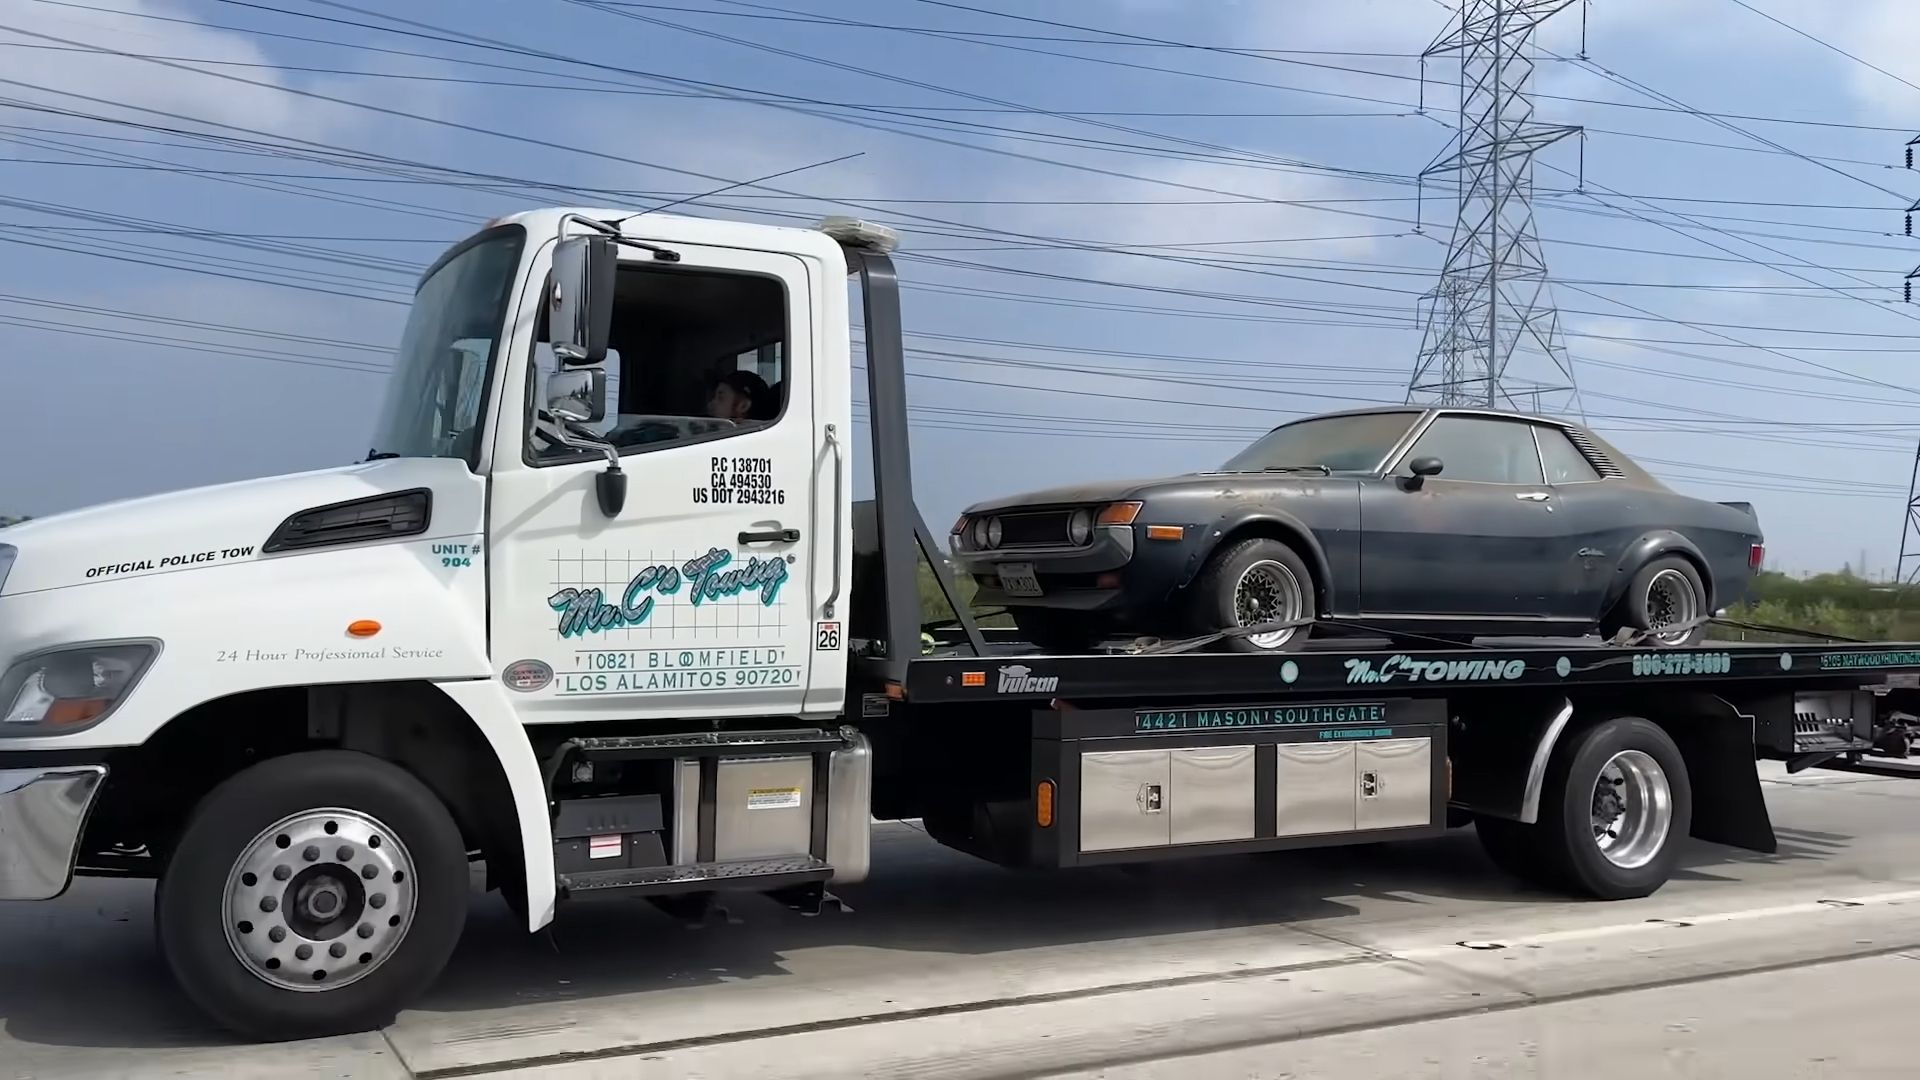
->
[1749,543,1765,570]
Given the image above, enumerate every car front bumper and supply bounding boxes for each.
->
[954,524,1205,615]
[0,765,106,900]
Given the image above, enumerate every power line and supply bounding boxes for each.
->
[1723,0,1920,97]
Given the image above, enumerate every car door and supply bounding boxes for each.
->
[1357,413,1561,617]
[1532,422,1633,619]
[487,240,820,723]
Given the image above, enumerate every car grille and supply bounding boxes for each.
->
[997,509,1075,547]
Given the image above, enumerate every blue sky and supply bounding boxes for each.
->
[2,0,1917,575]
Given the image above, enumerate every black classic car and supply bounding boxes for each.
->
[950,407,1764,653]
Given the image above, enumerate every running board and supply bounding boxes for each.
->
[559,855,833,897]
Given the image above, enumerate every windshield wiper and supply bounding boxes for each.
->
[365,449,400,461]
[1261,464,1332,475]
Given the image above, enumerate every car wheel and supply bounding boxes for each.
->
[1190,538,1316,653]
[1010,608,1101,654]
[1621,556,1709,646]
[156,750,470,1040]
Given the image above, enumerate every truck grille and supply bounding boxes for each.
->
[997,509,1075,547]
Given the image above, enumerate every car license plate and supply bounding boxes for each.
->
[998,562,1043,598]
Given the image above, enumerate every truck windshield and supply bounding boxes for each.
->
[1218,411,1419,473]
[368,226,527,467]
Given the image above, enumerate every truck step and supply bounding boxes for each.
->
[559,855,833,896]
[568,728,845,762]
[1794,714,1873,755]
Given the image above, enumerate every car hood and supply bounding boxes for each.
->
[0,457,478,597]
[963,474,1221,515]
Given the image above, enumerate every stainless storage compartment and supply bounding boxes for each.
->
[687,754,814,860]
[1080,749,1171,852]
[1274,742,1357,837]
[1355,738,1432,831]
[1170,746,1256,845]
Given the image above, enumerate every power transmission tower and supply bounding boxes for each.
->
[1898,443,1920,584]
[1408,0,1584,415]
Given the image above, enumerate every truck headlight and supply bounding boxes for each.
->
[0,641,157,735]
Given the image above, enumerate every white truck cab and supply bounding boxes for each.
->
[0,208,882,1038]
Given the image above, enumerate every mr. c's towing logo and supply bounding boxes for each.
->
[1344,654,1526,685]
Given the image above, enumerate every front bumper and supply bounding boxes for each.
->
[954,524,1205,614]
[0,765,106,900]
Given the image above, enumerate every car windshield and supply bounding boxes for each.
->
[1219,411,1419,473]
[368,226,527,468]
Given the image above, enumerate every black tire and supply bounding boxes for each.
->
[1188,538,1317,653]
[1009,607,1102,653]
[1609,555,1709,646]
[157,750,470,1040]
[1531,716,1692,900]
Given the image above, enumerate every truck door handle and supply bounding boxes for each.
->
[1514,491,1551,502]
[739,528,800,544]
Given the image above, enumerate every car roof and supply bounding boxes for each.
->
[1272,404,1585,434]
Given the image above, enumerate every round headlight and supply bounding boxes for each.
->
[972,517,993,549]
[985,516,1004,548]
[1068,508,1093,545]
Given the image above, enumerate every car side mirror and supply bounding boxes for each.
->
[550,233,616,366]
[1405,455,1443,490]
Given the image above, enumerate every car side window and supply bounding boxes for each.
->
[1401,416,1546,485]
[531,263,788,462]
[1535,425,1601,484]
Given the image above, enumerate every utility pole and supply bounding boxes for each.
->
[1408,0,1584,415]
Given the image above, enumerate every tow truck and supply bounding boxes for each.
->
[2,207,1917,1041]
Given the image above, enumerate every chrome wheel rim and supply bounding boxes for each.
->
[1232,559,1305,649]
[1644,568,1699,645]
[1590,750,1672,870]
[223,808,417,992]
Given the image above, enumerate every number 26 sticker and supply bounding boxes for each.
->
[815,621,842,651]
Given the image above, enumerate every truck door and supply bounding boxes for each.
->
[486,241,823,723]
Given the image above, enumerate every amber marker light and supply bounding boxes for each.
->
[961,671,986,688]
[1145,525,1185,541]
[1036,780,1056,827]
[347,620,382,638]
[1097,502,1143,526]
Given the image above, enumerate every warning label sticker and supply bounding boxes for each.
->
[747,786,803,811]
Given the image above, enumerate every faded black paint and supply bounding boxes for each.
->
[952,407,1764,640]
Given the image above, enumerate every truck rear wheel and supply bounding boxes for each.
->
[156,750,469,1040]
[1477,716,1691,900]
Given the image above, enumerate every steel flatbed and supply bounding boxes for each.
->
[890,636,1920,704]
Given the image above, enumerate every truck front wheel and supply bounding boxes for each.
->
[156,750,470,1040]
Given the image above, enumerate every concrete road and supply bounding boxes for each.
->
[5,762,1920,1079]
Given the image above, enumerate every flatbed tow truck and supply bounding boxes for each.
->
[2,207,1917,1041]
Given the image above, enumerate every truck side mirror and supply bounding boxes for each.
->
[545,368,607,425]
[550,234,616,366]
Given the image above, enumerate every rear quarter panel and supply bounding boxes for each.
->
[1610,490,1761,612]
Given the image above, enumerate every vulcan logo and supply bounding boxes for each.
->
[1344,654,1526,685]
[997,664,1059,694]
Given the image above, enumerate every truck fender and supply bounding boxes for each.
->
[1601,530,1713,615]
[1179,508,1338,610]
[432,680,557,932]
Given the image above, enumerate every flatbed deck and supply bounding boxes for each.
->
[893,636,1920,704]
